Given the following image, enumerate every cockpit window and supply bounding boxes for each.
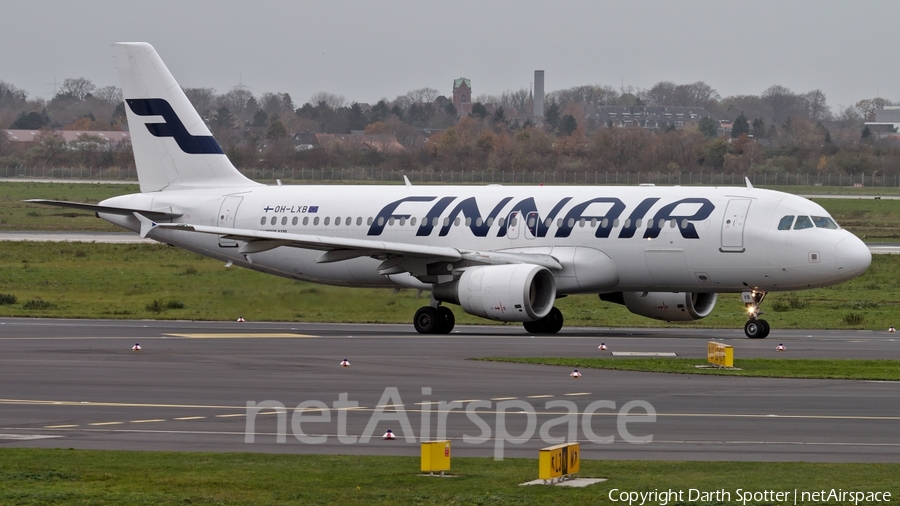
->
[812,216,839,229]
[778,215,794,230]
[793,215,814,230]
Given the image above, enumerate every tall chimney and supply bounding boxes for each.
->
[534,70,544,126]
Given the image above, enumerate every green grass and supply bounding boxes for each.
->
[0,449,897,505]
[0,182,137,231]
[476,357,900,381]
[0,241,898,329]
[813,198,900,242]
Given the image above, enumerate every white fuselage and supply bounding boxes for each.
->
[98,183,871,295]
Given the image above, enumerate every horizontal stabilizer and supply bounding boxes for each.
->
[24,199,182,220]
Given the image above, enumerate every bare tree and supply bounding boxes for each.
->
[500,89,530,112]
[677,81,719,108]
[259,92,294,119]
[761,84,800,125]
[309,91,346,110]
[220,88,255,115]
[852,97,897,121]
[183,87,218,119]
[643,81,677,106]
[59,77,96,101]
[94,86,123,105]
[405,87,440,103]
[802,89,832,121]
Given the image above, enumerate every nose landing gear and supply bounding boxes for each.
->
[742,290,770,338]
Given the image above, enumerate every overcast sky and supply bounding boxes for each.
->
[3,1,898,111]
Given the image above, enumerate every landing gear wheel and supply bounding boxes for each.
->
[436,306,455,334]
[744,319,767,339]
[414,307,438,334]
[757,319,770,338]
[523,307,564,334]
[742,290,771,338]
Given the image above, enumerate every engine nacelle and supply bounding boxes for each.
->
[433,264,556,322]
[613,292,717,322]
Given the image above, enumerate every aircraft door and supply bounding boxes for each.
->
[720,198,752,253]
[525,211,540,239]
[217,196,243,247]
[506,211,521,239]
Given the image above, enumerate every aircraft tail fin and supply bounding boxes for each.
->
[114,42,260,193]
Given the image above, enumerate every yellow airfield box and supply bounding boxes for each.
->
[420,440,451,473]
[538,443,580,480]
[708,341,734,367]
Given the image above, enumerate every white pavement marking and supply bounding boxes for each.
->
[611,352,678,357]
[0,434,63,440]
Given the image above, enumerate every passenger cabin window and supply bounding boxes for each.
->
[778,215,794,230]
[259,217,266,225]
[812,216,838,229]
[794,215,813,230]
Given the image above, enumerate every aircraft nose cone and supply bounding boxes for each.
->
[835,235,872,280]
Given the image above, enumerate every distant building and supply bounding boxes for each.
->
[863,106,900,139]
[452,78,473,118]
[1,129,131,145]
[292,132,404,153]
[594,106,714,131]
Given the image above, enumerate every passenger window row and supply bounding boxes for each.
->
[257,215,692,230]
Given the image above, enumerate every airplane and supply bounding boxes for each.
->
[28,42,872,338]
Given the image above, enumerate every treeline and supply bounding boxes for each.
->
[1,76,899,179]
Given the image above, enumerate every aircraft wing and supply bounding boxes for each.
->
[140,218,562,273]
[24,199,183,220]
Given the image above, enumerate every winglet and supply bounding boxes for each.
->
[403,175,412,186]
[745,177,753,189]
[133,212,158,238]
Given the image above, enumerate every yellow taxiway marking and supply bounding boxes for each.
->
[215,413,246,418]
[526,395,554,399]
[490,397,518,401]
[174,416,206,421]
[451,399,482,403]
[44,424,78,428]
[165,333,315,339]
[88,421,123,426]
[564,392,592,396]
[130,419,165,423]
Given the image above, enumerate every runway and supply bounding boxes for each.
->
[1,318,898,462]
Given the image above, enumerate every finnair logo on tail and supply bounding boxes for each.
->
[126,98,224,155]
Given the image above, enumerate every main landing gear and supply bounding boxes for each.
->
[413,305,455,334]
[742,290,770,339]
[523,307,564,334]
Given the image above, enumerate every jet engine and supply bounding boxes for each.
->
[433,264,556,322]
[600,292,717,321]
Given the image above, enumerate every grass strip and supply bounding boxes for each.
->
[476,357,900,381]
[0,449,897,505]
[0,241,899,329]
